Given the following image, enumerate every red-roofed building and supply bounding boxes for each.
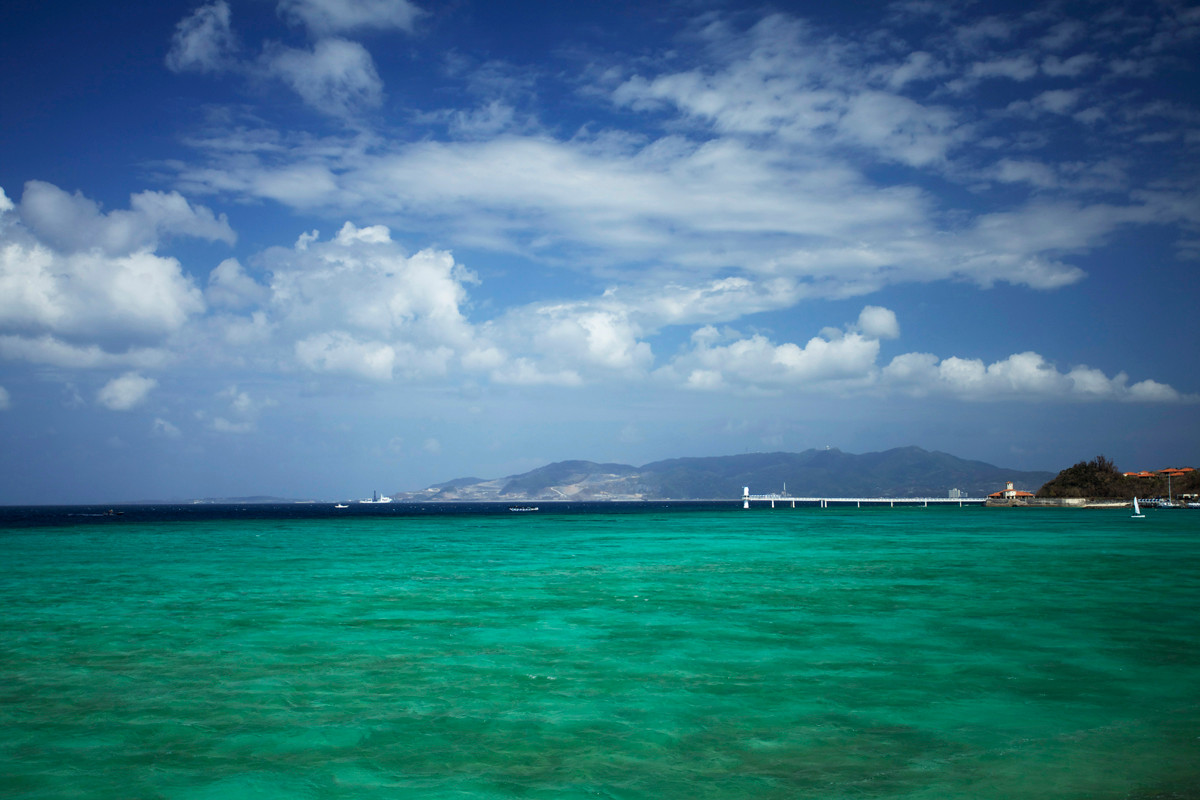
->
[988,481,1035,501]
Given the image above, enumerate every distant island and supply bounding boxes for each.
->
[394,446,1053,502]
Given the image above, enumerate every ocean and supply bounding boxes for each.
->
[1,503,1198,799]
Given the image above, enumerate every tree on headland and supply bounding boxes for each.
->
[1036,456,1198,499]
[1037,455,1125,498]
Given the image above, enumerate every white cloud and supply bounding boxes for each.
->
[97,372,158,411]
[212,417,256,434]
[953,16,1015,47]
[0,182,221,367]
[1127,379,1186,403]
[0,241,205,341]
[676,330,881,392]
[145,4,1197,412]
[991,159,1059,188]
[218,385,275,418]
[855,306,900,340]
[481,302,653,383]
[0,385,9,410]
[207,258,270,309]
[278,0,423,35]
[1031,89,1081,115]
[492,358,582,387]
[263,38,384,117]
[167,1,403,119]
[882,352,1194,403]
[167,0,238,74]
[662,311,889,395]
[18,181,234,255]
[882,51,946,88]
[152,418,182,438]
[1041,53,1098,77]
[838,91,960,167]
[968,55,1039,82]
[262,224,475,364]
[0,336,170,369]
[295,331,397,381]
[1038,19,1086,51]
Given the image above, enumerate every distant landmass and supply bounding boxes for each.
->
[396,447,1053,502]
[125,496,319,505]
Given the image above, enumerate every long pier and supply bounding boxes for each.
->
[742,487,985,508]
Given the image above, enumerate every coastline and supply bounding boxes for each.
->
[986,498,1141,508]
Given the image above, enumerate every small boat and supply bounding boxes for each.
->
[1131,497,1145,519]
[334,503,348,509]
[509,506,539,512]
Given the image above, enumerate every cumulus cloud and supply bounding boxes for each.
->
[18,181,234,255]
[670,328,881,393]
[649,307,1193,404]
[0,182,216,365]
[661,309,896,394]
[295,331,397,381]
[207,258,270,309]
[481,302,653,385]
[0,233,204,340]
[97,372,158,411]
[882,351,1194,403]
[855,306,900,340]
[228,223,477,381]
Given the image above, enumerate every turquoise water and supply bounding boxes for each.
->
[2,506,1199,799]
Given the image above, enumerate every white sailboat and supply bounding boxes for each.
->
[1131,497,1145,519]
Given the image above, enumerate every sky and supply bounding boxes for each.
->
[1,0,1198,503]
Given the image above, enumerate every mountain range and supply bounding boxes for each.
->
[396,447,1053,501]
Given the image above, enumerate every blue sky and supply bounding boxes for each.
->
[1,0,1198,503]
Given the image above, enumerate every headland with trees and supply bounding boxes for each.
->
[1036,456,1197,503]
